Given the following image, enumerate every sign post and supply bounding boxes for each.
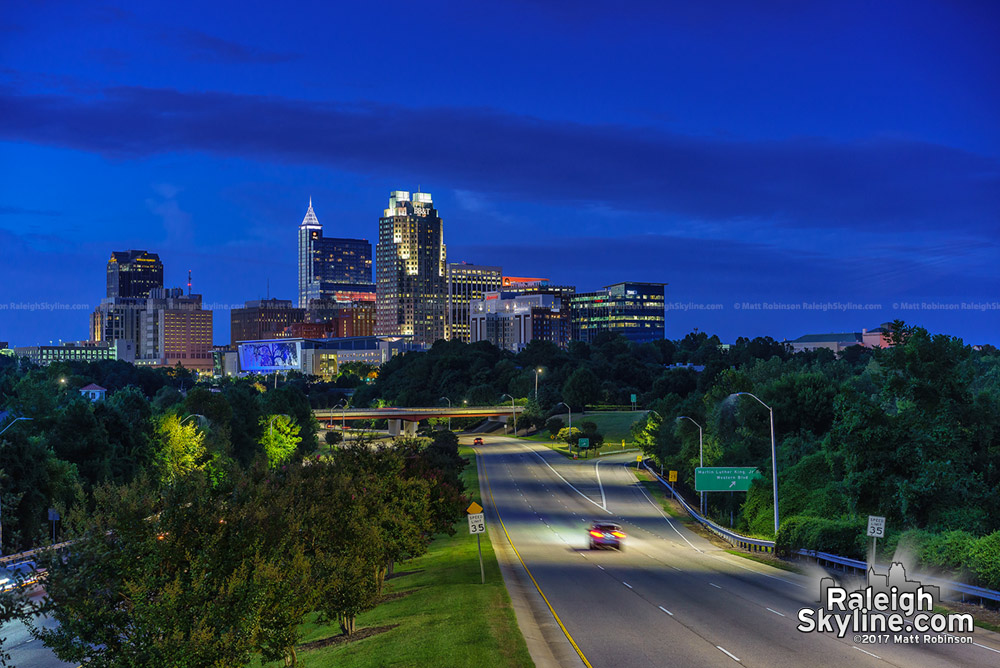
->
[668,470,677,498]
[866,515,885,574]
[630,394,637,411]
[578,437,589,459]
[467,502,486,584]
[636,454,642,470]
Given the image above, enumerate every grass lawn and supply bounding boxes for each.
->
[268,446,533,668]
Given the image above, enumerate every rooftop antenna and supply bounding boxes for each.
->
[267,277,270,300]
[187,269,192,296]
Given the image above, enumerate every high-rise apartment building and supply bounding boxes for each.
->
[375,190,447,345]
[306,299,375,338]
[297,199,374,308]
[230,298,306,347]
[447,263,502,342]
[570,282,666,343]
[106,250,163,299]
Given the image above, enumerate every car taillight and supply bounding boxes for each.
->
[589,530,604,538]
[611,531,626,538]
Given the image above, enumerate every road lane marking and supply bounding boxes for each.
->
[658,605,674,616]
[595,459,607,509]
[766,607,785,617]
[597,565,605,570]
[517,443,612,514]
[853,646,880,659]
[709,583,722,589]
[972,642,1000,654]
[474,448,597,668]
[716,646,741,662]
[628,466,702,552]
[623,582,633,589]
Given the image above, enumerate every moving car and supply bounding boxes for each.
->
[0,561,44,591]
[588,522,626,550]
[473,437,484,445]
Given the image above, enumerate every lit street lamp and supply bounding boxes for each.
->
[0,417,34,555]
[733,392,779,536]
[534,368,543,399]
[501,394,517,436]
[439,396,452,431]
[676,415,704,515]
[180,413,206,427]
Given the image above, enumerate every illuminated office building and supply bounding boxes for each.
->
[470,292,570,352]
[230,299,306,347]
[447,263,502,342]
[375,190,447,345]
[106,250,163,299]
[570,282,666,343]
[297,199,374,308]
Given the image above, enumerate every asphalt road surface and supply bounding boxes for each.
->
[471,435,1000,668]
[2,585,75,668]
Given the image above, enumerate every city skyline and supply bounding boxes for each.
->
[2,1,998,347]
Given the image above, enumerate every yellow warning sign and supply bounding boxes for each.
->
[466,501,484,515]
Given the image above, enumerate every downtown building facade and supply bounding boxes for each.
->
[447,263,502,342]
[470,292,571,352]
[297,199,374,308]
[375,190,447,346]
[230,299,306,347]
[569,282,666,343]
[13,340,135,366]
[92,250,214,371]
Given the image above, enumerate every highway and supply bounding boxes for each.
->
[470,435,1000,668]
[2,585,74,668]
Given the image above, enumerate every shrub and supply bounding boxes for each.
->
[775,515,867,560]
[921,530,975,575]
[968,531,1000,591]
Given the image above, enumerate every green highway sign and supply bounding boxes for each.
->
[578,437,590,449]
[695,467,762,492]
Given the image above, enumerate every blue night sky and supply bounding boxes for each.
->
[2,0,998,347]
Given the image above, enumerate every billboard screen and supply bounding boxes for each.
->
[238,340,301,372]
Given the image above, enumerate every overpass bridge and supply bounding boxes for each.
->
[313,405,525,436]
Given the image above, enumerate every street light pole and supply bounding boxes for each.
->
[734,392,779,536]
[440,396,452,431]
[555,401,572,455]
[334,400,347,433]
[534,368,543,399]
[677,416,704,515]
[502,394,517,436]
[179,414,206,427]
[0,417,34,555]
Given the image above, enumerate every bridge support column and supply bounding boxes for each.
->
[402,420,418,436]
[389,419,402,436]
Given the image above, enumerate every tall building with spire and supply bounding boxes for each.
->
[297,198,374,308]
[375,190,447,345]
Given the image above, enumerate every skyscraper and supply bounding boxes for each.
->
[297,199,374,308]
[106,250,163,298]
[447,263,502,342]
[375,190,447,345]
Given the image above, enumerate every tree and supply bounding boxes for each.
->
[545,417,564,438]
[324,429,343,451]
[562,367,600,410]
[155,414,207,484]
[259,415,302,467]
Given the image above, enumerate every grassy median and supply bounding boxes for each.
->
[267,446,533,668]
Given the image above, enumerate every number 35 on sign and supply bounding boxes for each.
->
[468,513,486,534]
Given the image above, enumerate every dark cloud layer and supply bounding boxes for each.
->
[166,30,301,64]
[1,84,996,233]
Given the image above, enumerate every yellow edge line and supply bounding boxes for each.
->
[474,447,595,668]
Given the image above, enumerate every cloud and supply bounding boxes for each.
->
[0,84,996,234]
[166,29,301,64]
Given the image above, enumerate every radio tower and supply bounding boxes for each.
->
[187,269,192,296]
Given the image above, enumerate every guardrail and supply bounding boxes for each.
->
[0,541,74,568]
[640,460,775,553]
[639,459,1000,605]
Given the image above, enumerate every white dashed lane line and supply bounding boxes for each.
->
[717,646,741,662]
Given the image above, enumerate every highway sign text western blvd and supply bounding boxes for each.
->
[695,467,762,492]
[867,515,885,538]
